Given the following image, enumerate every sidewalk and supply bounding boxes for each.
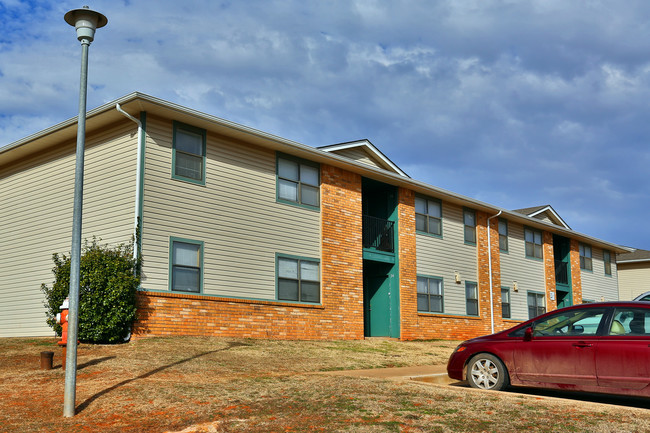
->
[321,364,456,384]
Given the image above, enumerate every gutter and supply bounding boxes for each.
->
[486,210,502,334]
[115,103,143,260]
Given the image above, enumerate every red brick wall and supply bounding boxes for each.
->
[570,239,584,304]
[543,231,558,311]
[133,163,365,340]
[397,187,418,340]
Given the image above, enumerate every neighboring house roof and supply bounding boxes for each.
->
[0,91,632,254]
[617,248,650,264]
[318,139,410,178]
[513,204,571,230]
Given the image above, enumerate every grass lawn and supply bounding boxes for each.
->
[1,336,649,432]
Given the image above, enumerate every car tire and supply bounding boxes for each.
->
[467,353,509,391]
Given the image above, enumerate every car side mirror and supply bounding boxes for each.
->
[523,326,533,342]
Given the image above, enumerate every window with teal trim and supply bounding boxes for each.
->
[498,219,508,252]
[463,209,476,244]
[501,287,511,318]
[173,122,206,184]
[277,155,320,208]
[466,282,478,316]
[417,276,443,313]
[170,239,203,293]
[277,256,320,303]
[527,291,546,319]
[580,243,593,271]
[603,250,612,275]
[524,227,543,259]
[415,196,442,236]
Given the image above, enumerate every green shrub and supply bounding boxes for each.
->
[41,238,140,344]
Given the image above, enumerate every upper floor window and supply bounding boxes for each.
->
[173,122,206,185]
[580,244,593,271]
[603,250,612,276]
[498,219,508,252]
[417,276,443,313]
[277,154,320,209]
[464,209,476,244]
[170,238,203,293]
[415,196,442,236]
[501,287,511,319]
[277,255,320,303]
[466,282,479,316]
[524,227,543,259]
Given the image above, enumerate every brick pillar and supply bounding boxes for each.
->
[476,212,498,335]
[320,164,364,339]
[398,187,417,340]
[543,231,558,311]
[569,239,583,304]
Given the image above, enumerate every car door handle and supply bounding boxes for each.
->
[573,342,593,348]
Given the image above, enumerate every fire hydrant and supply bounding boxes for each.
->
[56,298,69,370]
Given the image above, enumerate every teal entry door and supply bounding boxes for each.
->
[363,261,398,337]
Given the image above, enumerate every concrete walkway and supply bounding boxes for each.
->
[322,364,456,384]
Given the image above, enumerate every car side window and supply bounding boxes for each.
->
[531,308,606,337]
[609,308,650,336]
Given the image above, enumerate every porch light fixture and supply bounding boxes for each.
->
[63,5,107,418]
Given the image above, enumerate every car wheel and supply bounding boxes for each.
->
[467,353,509,391]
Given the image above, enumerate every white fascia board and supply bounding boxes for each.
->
[320,139,409,177]
[528,205,571,230]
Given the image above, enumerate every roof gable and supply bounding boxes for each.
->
[318,140,409,177]
[513,205,571,230]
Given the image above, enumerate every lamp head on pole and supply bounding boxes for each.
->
[64,6,108,43]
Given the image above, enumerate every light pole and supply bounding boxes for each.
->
[63,5,107,418]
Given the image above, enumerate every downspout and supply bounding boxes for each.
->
[116,103,142,261]
[487,210,502,334]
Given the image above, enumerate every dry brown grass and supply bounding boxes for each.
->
[1,336,649,432]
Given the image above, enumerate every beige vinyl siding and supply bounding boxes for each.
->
[500,221,546,320]
[329,148,383,170]
[140,116,320,300]
[581,247,618,302]
[416,201,477,316]
[0,124,138,337]
[618,262,650,300]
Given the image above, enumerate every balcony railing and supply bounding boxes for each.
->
[555,260,569,285]
[363,215,394,253]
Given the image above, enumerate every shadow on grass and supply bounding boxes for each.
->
[76,341,251,414]
[78,356,116,370]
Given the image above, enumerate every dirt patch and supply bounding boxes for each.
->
[2,337,649,432]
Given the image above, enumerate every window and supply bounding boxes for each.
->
[173,122,206,184]
[524,228,543,259]
[609,308,650,336]
[277,255,320,303]
[466,282,478,316]
[417,276,443,313]
[464,209,476,244]
[603,250,612,276]
[579,244,593,271]
[415,196,442,236]
[498,219,508,252]
[170,238,203,293]
[527,292,546,319]
[531,307,605,337]
[501,288,511,319]
[277,155,320,208]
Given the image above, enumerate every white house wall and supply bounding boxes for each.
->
[416,201,478,316]
[0,124,138,337]
[581,247,619,302]
[140,116,321,300]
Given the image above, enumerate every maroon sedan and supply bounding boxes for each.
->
[447,302,650,397]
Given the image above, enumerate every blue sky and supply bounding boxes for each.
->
[1,0,649,249]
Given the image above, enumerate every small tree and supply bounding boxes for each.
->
[41,238,140,344]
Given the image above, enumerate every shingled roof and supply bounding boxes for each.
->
[617,248,650,263]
